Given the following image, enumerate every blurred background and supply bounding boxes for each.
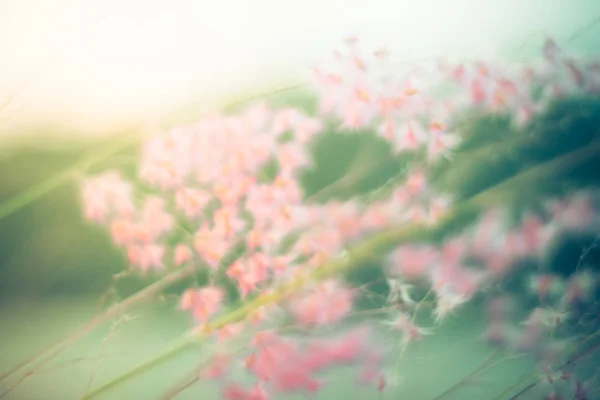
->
[1,1,600,399]
[2,0,600,136]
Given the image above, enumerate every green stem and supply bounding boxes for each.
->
[78,140,600,400]
[81,338,196,400]
[0,264,200,398]
[496,328,600,400]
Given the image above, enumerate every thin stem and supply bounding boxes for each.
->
[78,337,197,400]
[432,347,505,400]
[0,264,198,397]
[159,373,200,400]
[496,329,600,400]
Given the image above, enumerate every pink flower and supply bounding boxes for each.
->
[384,312,431,348]
[138,196,174,239]
[173,245,192,266]
[226,257,269,298]
[291,280,353,327]
[433,287,469,321]
[110,218,136,245]
[361,203,391,230]
[272,108,303,136]
[389,245,437,279]
[427,195,452,224]
[139,128,194,190]
[213,206,246,239]
[200,353,230,380]
[215,322,245,343]
[550,192,596,230]
[484,321,508,346]
[294,117,323,143]
[543,37,562,64]
[180,286,224,324]
[516,215,555,255]
[175,187,210,219]
[403,169,427,196]
[427,130,461,163]
[193,225,230,269]
[277,143,311,173]
[393,120,427,151]
[470,77,490,104]
[271,367,321,394]
[529,274,563,300]
[223,383,268,400]
[127,244,165,271]
[326,328,371,364]
[81,172,135,223]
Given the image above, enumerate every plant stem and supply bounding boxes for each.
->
[495,328,600,400]
[0,264,199,398]
[80,337,196,400]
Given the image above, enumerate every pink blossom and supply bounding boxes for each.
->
[384,312,431,348]
[173,245,192,266]
[109,218,136,245]
[223,383,268,400]
[389,245,437,279]
[193,225,230,269]
[563,271,597,305]
[427,130,461,163]
[81,172,135,223]
[404,169,428,196]
[215,322,245,343]
[201,353,231,380]
[515,215,555,256]
[127,244,165,271]
[550,192,596,230]
[226,257,269,298]
[271,108,303,136]
[291,280,353,327]
[271,366,322,394]
[180,286,224,324]
[433,287,469,321]
[213,206,246,239]
[139,128,194,190]
[175,187,210,219]
[393,120,428,151]
[529,274,564,301]
[484,321,508,346]
[427,195,452,224]
[138,196,174,240]
[543,38,563,64]
[361,202,391,230]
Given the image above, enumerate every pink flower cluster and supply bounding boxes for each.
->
[210,328,384,399]
[313,36,600,160]
[79,36,600,398]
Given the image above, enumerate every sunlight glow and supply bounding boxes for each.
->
[0,0,597,135]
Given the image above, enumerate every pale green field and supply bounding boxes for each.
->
[0,297,539,400]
